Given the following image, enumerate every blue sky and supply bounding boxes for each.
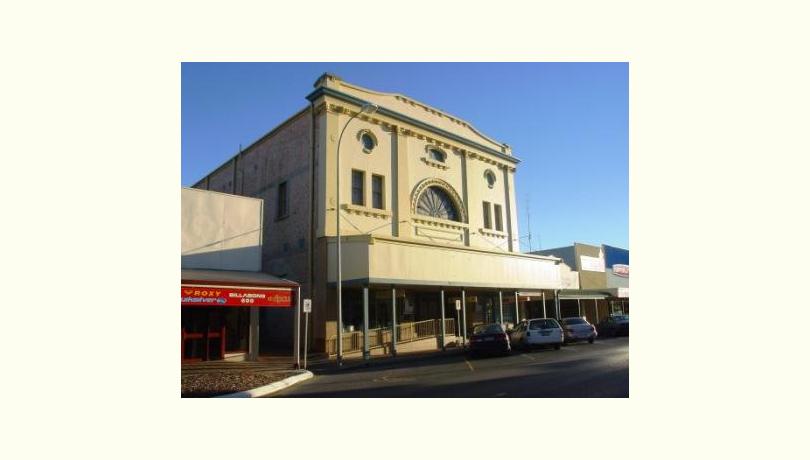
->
[182,62,628,251]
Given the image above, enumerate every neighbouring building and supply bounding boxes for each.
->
[531,242,629,325]
[192,73,565,357]
[181,187,299,361]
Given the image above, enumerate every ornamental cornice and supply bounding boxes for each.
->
[327,101,516,171]
[420,157,449,170]
[478,227,507,239]
[341,203,392,219]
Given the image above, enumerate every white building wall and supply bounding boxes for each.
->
[181,188,263,271]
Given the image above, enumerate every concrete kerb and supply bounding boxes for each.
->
[214,370,314,398]
[309,347,466,374]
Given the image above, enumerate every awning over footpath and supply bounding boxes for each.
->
[182,269,299,308]
[558,289,612,300]
[558,288,629,299]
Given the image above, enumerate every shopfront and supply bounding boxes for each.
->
[181,269,299,362]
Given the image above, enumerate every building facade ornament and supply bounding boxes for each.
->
[410,177,468,223]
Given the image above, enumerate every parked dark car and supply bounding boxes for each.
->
[560,317,597,344]
[597,314,629,337]
[468,323,511,357]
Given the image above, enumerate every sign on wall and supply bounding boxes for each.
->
[580,255,605,272]
[612,264,630,277]
[181,285,293,307]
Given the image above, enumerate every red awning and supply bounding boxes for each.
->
[181,269,298,308]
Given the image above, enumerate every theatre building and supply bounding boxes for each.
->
[192,73,563,358]
[181,188,299,362]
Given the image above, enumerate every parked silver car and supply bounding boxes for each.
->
[560,317,597,344]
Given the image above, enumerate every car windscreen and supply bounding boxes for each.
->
[562,318,586,325]
[474,324,503,334]
[614,315,629,321]
[529,320,553,330]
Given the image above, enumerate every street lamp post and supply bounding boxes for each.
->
[336,102,378,367]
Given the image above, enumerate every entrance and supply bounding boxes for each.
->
[181,307,250,361]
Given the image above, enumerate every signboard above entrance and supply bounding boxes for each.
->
[580,255,605,272]
[181,285,293,307]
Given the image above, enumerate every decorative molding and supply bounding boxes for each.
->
[420,156,449,170]
[324,100,517,171]
[356,129,377,154]
[341,203,391,219]
[478,227,507,239]
[410,177,468,223]
[415,226,464,242]
[412,215,468,231]
[484,169,497,188]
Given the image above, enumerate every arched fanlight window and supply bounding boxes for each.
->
[416,186,460,221]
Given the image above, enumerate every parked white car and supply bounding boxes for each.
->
[509,318,563,350]
[560,317,597,344]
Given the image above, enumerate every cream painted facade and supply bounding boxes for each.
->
[314,73,522,253]
[193,73,563,354]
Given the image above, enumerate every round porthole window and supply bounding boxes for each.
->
[484,170,496,188]
[359,131,376,153]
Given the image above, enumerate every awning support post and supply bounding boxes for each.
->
[498,291,504,326]
[577,298,582,317]
[248,306,259,361]
[461,289,467,348]
[555,289,561,319]
[542,291,547,318]
[594,298,599,324]
[294,286,301,369]
[514,291,520,323]
[391,287,397,357]
[440,289,446,351]
[362,285,370,362]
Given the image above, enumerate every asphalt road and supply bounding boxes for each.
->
[272,337,628,397]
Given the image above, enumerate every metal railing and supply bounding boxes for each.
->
[326,318,456,356]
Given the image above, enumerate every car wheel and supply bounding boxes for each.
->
[554,343,561,350]
[588,337,594,344]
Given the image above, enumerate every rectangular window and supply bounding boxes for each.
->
[277,181,288,219]
[482,201,492,229]
[371,174,384,209]
[494,204,503,231]
[351,170,365,206]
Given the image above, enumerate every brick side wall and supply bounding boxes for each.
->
[192,108,313,351]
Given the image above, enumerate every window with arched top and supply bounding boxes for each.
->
[416,186,460,221]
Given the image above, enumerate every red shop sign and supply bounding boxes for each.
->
[181,285,293,308]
